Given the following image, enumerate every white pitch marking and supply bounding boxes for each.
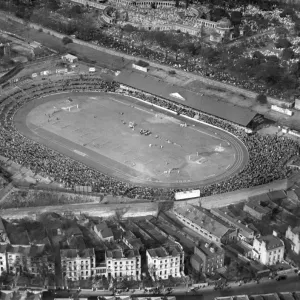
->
[73,150,87,157]
[189,126,226,142]
[226,165,230,169]
[134,106,154,115]
[206,174,215,178]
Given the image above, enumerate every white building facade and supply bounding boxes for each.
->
[106,249,141,280]
[61,248,95,281]
[146,244,184,280]
[252,232,284,265]
[285,226,300,254]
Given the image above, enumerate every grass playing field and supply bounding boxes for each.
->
[15,92,248,188]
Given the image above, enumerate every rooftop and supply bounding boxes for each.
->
[211,208,254,237]
[94,222,108,231]
[291,226,300,235]
[67,235,86,250]
[0,218,6,233]
[6,244,47,257]
[267,190,286,202]
[101,228,114,239]
[279,292,295,300]
[106,248,140,259]
[61,248,95,259]
[257,235,284,250]
[174,205,232,238]
[62,53,78,60]
[245,195,272,215]
[190,253,203,265]
[5,224,30,245]
[197,242,224,258]
[116,70,257,127]
[147,244,182,258]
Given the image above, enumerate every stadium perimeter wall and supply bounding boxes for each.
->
[0,201,158,219]
[175,178,289,209]
[0,12,293,107]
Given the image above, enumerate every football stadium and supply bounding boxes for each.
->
[0,71,298,200]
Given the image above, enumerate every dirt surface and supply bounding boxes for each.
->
[14,92,248,189]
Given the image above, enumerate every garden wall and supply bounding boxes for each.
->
[0,12,293,107]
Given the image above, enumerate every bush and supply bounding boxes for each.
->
[136,60,149,67]
[282,48,294,61]
[252,51,265,60]
[275,38,292,49]
[256,94,267,104]
[169,70,176,75]
[62,36,73,45]
[280,8,295,18]
[38,28,43,32]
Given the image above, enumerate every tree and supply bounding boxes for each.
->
[230,11,242,26]
[295,20,300,34]
[45,0,60,11]
[255,62,283,85]
[280,7,295,18]
[123,24,136,33]
[275,38,292,49]
[170,39,181,61]
[211,8,228,22]
[62,36,73,45]
[252,51,265,61]
[275,26,288,37]
[281,48,294,61]
[256,94,267,104]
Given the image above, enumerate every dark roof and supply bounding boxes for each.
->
[190,253,203,265]
[211,208,254,237]
[197,243,224,258]
[147,244,183,258]
[267,190,286,202]
[7,245,32,256]
[68,235,86,250]
[174,205,232,238]
[0,244,7,253]
[0,218,6,233]
[292,188,300,198]
[101,228,114,239]
[95,222,107,231]
[116,70,257,126]
[257,235,284,250]
[106,248,140,259]
[60,248,95,259]
[6,227,30,245]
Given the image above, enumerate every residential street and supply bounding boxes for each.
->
[41,276,300,300]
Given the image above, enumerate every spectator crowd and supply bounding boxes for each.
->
[0,75,298,200]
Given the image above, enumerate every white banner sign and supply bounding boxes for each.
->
[175,189,200,200]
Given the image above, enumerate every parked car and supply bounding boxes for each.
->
[276,275,287,281]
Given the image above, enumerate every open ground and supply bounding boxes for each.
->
[14,92,248,189]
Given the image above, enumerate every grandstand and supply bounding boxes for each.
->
[116,70,258,128]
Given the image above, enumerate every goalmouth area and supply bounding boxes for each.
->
[14,92,249,189]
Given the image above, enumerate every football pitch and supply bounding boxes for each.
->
[14,92,249,188]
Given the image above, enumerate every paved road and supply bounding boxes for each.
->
[43,276,300,300]
[177,276,300,300]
